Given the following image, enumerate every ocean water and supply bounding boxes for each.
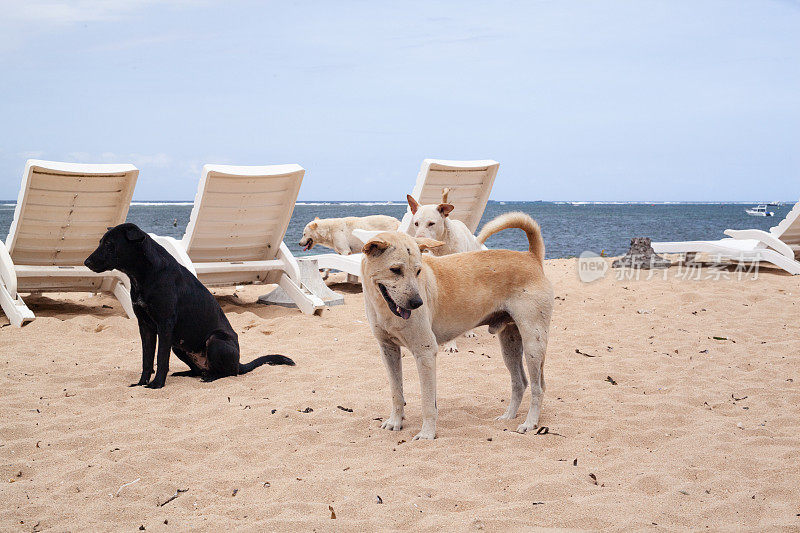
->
[0,201,791,259]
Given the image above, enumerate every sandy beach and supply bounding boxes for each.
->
[1,258,798,531]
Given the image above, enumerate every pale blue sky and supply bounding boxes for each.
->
[0,0,798,201]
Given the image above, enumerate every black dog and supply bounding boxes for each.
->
[85,223,294,388]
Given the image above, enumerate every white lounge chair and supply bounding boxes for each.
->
[150,164,325,315]
[0,160,139,327]
[652,200,800,275]
[312,158,500,278]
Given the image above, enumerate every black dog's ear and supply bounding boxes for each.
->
[125,226,147,243]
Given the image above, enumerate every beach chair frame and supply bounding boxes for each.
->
[150,164,324,315]
[0,160,138,326]
[652,199,800,275]
[401,159,499,233]
[312,158,499,279]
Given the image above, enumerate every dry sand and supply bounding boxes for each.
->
[1,259,799,531]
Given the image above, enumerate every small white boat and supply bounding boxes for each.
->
[745,204,774,217]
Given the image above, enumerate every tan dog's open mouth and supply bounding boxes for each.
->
[378,283,412,319]
[300,238,313,251]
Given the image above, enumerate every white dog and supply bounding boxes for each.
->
[406,189,483,351]
[299,215,399,255]
[361,212,553,440]
[405,188,483,256]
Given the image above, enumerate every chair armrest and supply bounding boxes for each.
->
[723,228,795,259]
[0,239,17,296]
[148,234,197,276]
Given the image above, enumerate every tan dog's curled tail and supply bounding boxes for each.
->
[477,212,545,264]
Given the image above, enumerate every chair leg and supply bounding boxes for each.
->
[112,280,136,319]
[759,250,800,275]
[277,273,324,315]
[0,283,35,327]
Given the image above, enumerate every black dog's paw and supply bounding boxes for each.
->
[145,379,166,389]
[130,371,153,387]
[129,376,150,387]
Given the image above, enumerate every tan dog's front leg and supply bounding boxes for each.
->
[516,321,549,434]
[413,349,438,440]
[379,341,404,431]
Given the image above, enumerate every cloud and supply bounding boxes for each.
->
[772,0,800,11]
[88,33,191,52]
[66,151,93,162]
[65,151,172,168]
[1,0,195,25]
[128,153,172,168]
[0,0,207,54]
[398,33,503,50]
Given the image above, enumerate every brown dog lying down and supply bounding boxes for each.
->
[361,212,554,440]
[299,215,400,254]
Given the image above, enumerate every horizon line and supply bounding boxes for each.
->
[0,199,795,205]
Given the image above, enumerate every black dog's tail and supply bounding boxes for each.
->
[239,354,295,374]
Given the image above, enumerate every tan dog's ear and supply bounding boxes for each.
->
[437,203,454,217]
[309,222,318,230]
[314,216,320,220]
[363,238,391,257]
[415,237,444,251]
[407,195,420,214]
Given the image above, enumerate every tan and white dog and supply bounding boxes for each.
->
[406,189,483,352]
[361,212,553,440]
[299,215,400,255]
